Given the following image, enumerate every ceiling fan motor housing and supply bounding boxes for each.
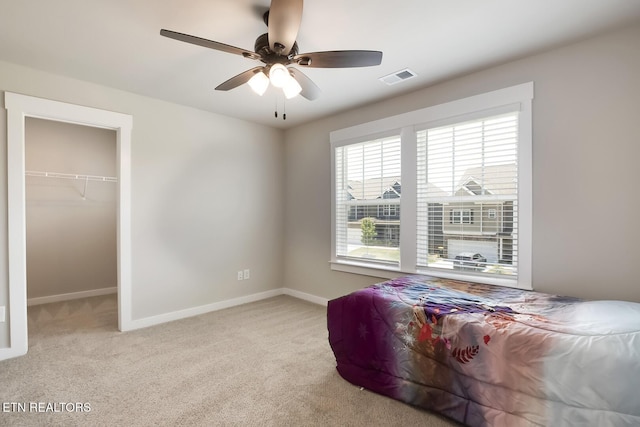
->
[255,33,299,62]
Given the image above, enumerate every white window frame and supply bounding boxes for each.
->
[333,132,402,267]
[450,208,473,225]
[379,204,398,217]
[330,82,533,290]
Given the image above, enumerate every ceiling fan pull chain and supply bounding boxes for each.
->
[283,97,287,120]
[274,97,278,118]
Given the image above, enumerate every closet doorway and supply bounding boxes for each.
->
[25,118,118,328]
[3,92,133,361]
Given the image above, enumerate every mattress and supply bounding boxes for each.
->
[327,275,640,426]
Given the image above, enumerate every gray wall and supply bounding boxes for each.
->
[0,59,285,347]
[283,22,640,303]
[1,21,639,351]
[25,118,117,300]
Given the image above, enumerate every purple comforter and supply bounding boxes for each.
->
[327,275,640,426]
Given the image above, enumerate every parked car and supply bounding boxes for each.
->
[453,252,487,270]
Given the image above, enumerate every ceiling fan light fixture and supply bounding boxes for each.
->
[283,75,302,99]
[269,63,289,88]
[160,0,383,107]
[248,71,269,95]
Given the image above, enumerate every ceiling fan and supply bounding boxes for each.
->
[160,0,383,102]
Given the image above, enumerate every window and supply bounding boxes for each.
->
[379,204,399,217]
[450,209,473,224]
[417,112,519,278]
[334,135,401,265]
[330,83,533,289]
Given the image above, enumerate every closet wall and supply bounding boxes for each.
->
[25,117,117,301]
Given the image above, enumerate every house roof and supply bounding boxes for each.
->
[348,177,452,200]
[347,177,401,201]
[346,164,516,200]
[454,163,517,196]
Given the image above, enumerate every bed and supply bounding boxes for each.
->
[327,275,640,426]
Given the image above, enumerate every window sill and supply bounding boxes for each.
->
[329,259,531,290]
[414,268,529,290]
[329,259,403,279]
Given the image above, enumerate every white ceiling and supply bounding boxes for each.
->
[2,0,640,129]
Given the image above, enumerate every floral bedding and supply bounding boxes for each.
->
[327,275,640,426]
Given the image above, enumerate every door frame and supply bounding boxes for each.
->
[2,92,133,360]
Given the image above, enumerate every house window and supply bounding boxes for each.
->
[450,209,473,224]
[417,112,519,279]
[379,204,399,217]
[333,135,401,265]
[330,82,533,290]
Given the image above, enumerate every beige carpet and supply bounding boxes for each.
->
[0,295,460,426]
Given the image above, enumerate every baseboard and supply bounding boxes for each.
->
[27,287,117,306]
[126,287,328,331]
[0,345,28,361]
[282,288,329,306]
[127,288,285,330]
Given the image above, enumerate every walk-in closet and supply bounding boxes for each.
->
[25,117,118,330]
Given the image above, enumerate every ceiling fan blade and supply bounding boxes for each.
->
[267,0,303,55]
[293,50,383,68]
[288,68,321,101]
[160,29,260,60]
[215,67,264,91]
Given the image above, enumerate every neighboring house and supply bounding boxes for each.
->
[347,177,401,246]
[346,163,516,265]
[440,164,516,265]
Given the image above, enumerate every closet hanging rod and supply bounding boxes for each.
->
[25,170,117,183]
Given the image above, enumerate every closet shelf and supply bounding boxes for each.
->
[25,170,117,183]
[26,170,117,199]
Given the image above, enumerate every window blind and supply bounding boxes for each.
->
[335,135,401,264]
[417,112,519,277]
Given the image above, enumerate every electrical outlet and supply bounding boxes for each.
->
[0,306,5,323]
[237,271,244,281]
[243,269,250,280]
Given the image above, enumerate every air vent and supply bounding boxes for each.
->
[379,68,417,86]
